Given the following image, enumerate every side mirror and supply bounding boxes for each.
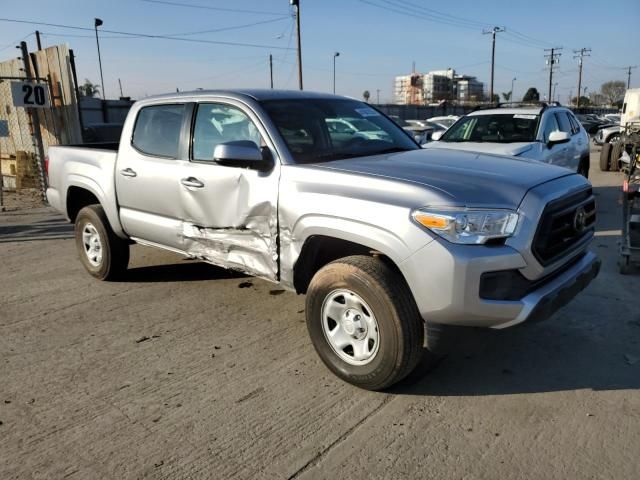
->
[213,140,270,169]
[547,130,570,147]
[431,131,444,141]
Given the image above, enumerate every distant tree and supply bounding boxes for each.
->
[501,91,512,101]
[571,96,591,106]
[362,90,371,102]
[600,80,626,105]
[79,79,100,98]
[589,93,606,106]
[522,87,540,102]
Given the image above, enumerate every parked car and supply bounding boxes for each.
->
[403,122,446,144]
[326,117,391,141]
[594,124,621,145]
[425,103,591,177]
[574,114,612,135]
[46,90,600,390]
[426,115,459,129]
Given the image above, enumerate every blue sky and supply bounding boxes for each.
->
[1,0,638,102]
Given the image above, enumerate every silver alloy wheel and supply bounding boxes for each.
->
[82,222,103,267]
[321,289,380,366]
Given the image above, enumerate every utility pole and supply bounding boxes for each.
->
[118,78,124,98]
[290,0,303,90]
[19,41,47,199]
[269,54,274,89]
[511,77,516,102]
[482,26,505,103]
[573,48,591,108]
[544,47,562,103]
[94,18,105,99]
[35,30,42,50]
[626,65,638,89]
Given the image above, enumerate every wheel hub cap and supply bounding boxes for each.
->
[321,290,380,366]
[82,222,103,267]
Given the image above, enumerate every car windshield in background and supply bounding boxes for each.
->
[440,113,539,143]
[260,99,418,163]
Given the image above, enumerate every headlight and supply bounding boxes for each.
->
[412,208,519,245]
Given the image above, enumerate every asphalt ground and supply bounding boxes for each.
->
[1,146,638,479]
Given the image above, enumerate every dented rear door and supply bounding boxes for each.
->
[179,100,280,280]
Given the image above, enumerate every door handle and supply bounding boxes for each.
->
[120,168,137,177]
[181,177,204,188]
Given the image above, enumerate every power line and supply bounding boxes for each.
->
[139,0,288,16]
[0,31,33,52]
[0,18,293,50]
[38,16,290,40]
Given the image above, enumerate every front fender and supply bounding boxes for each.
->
[279,213,433,289]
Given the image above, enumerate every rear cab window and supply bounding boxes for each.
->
[132,104,186,158]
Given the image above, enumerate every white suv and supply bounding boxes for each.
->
[426,104,591,177]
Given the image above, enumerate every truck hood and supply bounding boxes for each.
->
[424,141,534,157]
[309,148,573,209]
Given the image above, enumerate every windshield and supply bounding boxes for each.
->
[260,99,418,163]
[440,113,539,143]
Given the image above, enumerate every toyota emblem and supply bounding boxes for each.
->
[573,206,587,233]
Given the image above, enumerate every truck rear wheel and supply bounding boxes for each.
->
[305,255,423,390]
[74,205,129,280]
[611,143,623,172]
[599,143,612,171]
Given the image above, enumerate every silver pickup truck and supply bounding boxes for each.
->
[46,90,600,390]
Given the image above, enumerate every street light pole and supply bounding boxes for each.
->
[290,0,303,90]
[94,18,105,99]
[332,51,340,94]
[511,77,516,102]
[552,82,558,102]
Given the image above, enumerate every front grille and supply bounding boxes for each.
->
[532,188,596,266]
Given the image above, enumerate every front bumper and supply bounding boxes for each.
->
[400,239,600,329]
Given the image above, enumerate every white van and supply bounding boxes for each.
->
[622,88,640,127]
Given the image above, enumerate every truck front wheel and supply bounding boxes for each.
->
[74,205,129,280]
[306,255,423,390]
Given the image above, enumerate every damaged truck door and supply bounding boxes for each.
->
[180,101,280,280]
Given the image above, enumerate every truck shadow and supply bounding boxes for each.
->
[123,261,247,283]
[0,218,73,243]
[392,316,640,396]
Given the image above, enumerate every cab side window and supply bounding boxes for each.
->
[541,114,560,142]
[192,103,263,162]
[132,104,185,158]
[554,112,573,135]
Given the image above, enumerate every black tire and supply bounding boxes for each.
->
[599,143,612,171]
[578,156,590,178]
[619,256,632,275]
[306,255,424,390]
[611,143,623,172]
[74,205,129,280]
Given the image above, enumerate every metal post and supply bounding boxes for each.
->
[269,54,273,89]
[291,0,303,90]
[94,18,105,99]
[511,77,516,102]
[544,47,562,103]
[118,78,124,98]
[35,30,42,50]
[573,48,590,108]
[19,41,47,199]
[483,27,504,103]
[332,52,340,94]
[69,49,84,138]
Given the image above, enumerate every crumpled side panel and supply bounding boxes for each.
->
[182,212,278,281]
